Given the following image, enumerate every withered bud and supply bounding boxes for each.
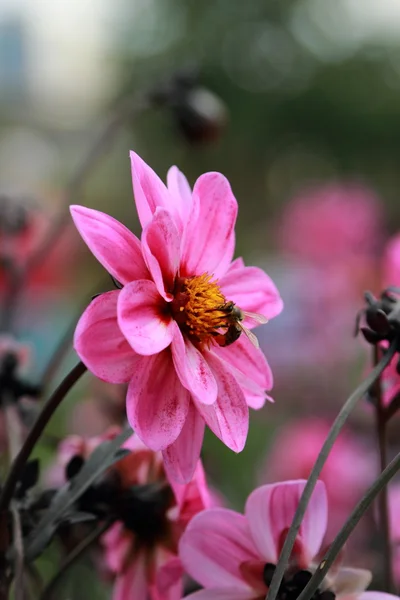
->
[0,192,33,236]
[150,69,228,144]
[356,288,400,347]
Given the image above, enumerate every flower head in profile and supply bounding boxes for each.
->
[179,479,397,600]
[48,429,211,600]
[70,151,282,482]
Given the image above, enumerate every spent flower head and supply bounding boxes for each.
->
[70,151,282,482]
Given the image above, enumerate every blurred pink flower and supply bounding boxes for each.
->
[101,434,211,600]
[388,484,400,585]
[382,234,400,289]
[48,428,211,599]
[278,183,383,267]
[179,479,389,600]
[45,426,121,487]
[262,419,373,539]
[71,151,282,483]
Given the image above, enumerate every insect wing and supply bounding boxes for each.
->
[239,324,260,349]
[242,310,268,325]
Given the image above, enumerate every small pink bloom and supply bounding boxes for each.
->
[179,480,394,600]
[261,419,373,539]
[278,183,383,266]
[101,434,211,600]
[71,151,282,482]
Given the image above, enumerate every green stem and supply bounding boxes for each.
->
[0,362,87,514]
[374,346,394,592]
[40,520,112,600]
[266,339,398,600]
[296,449,400,600]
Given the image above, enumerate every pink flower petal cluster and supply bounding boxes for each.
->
[101,434,211,600]
[262,419,373,539]
[179,479,397,600]
[70,151,282,482]
[278,183,383,266]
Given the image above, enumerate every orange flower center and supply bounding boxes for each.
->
[172,274,231,346]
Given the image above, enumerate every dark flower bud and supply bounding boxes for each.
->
[0,192,33,236]
[356,288,400,346]
[150,69,228,144]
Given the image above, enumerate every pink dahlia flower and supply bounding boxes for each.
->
[101,433,211,600]
[70,151,282,482]
[179,479,396,600]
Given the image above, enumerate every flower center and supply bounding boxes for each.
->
[171,274,232,346]
[118,482,174,548]
[264,564,335,600]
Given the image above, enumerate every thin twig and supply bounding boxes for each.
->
[2,92,149,330]
[296,449,400,600]
[4,404,23,462]
[10,505,24,600]
[373,345,394,592]
[40,519,112,600]
[266,339,398,600]
[0,362,87,514]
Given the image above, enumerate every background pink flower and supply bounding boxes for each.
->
[179,479,387,600]
[71,151,283,483]
[261,419,373,540]
[278,183,383,267]
[101,434,211,600]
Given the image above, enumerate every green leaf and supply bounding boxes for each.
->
[24,426,132,561]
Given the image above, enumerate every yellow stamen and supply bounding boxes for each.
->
[172,274,230,345]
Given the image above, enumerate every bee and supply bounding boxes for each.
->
[215,301,268,349]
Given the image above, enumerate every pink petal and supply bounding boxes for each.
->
[141,208,181,301]
[102,522,133,574]
[167,165,192,226]
[213,335,273,394]
[74,291,139,383]
[70,205,148,284]
[358,594,400,600]
[180,173,238,280]
[130,151,181,229]
[245,480,327,564]
[219,263,283,322]
[185,590,255,600]
[194,352,248,452]
[112,555,147,600]
[179,508,260,589]
[117,280,174,355]
[228,257,245,272]
[171,326,217,405]
[163,401,205,484]
[170,459,211,520]
[126,351,190,450]
[153,556,184,600]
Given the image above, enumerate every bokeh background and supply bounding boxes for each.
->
[2,0,400,597]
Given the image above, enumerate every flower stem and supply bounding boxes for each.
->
[266,338,398,600]
[0,361,87,514]
[373,345,394,592]
[297,448,400,600]
[1,91,149,331]
[40,519,112,600]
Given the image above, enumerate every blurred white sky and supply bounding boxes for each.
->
[1,0,400,121]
